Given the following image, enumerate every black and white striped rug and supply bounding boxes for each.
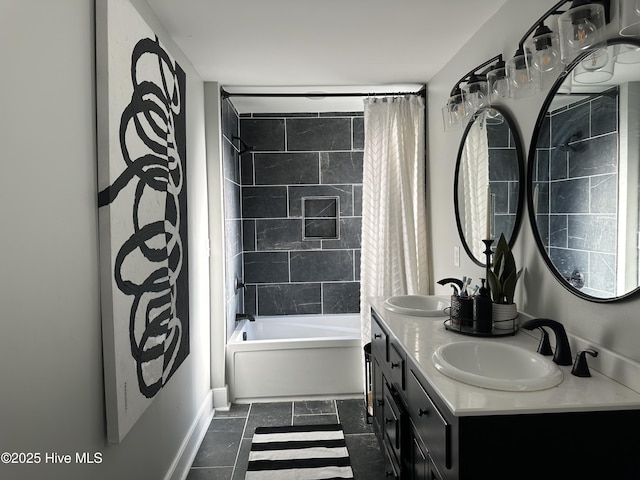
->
[246,423,354,480]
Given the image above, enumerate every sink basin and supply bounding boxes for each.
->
[432,341,563,392]
[384,295,450,317]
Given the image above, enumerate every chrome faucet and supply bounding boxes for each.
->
[521,318,572,365]
[236,313,255,322]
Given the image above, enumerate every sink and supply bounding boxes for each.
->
[432,341,563,392]
[384,295,450,317]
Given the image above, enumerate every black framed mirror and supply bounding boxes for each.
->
[528,39,640,302]
[454,106,525,266]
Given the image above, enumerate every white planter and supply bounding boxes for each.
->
[492,303,518,330]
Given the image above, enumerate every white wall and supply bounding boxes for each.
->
[428,0,640,364]
[0,1,213,479]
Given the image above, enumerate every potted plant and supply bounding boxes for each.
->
[487,233,522,328]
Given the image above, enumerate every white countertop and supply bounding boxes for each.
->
[370,297,640,417]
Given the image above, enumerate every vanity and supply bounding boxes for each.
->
[369,297,640,480]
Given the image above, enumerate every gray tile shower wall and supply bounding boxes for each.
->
[222,98,245,339]
[532,88,619,297]
[487,119,519,239]
[240,111,364,316]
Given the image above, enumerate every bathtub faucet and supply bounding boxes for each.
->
[235,313,255,322]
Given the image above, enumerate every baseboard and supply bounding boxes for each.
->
[213,385,230,410]
[163,389,214,480]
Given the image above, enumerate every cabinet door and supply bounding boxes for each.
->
[372,355,384,440]
[411,429,429,480]
[389,342,406,391]
[406,369,450,469]
[383,381,401,455]
[371,312,388,362]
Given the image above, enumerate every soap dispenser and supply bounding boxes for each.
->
[473,278,493,333]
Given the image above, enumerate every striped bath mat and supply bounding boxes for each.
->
[246,423,354,480]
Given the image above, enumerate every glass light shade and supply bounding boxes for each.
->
[442,93,469,131]
[573,48,615,83]
[506,50,540,98]
[524,31,561,73]
[619,0,640,37]
[558,2,606,64]
[462,78,489,112]
[487,66,510,102]
[615,43,640,64]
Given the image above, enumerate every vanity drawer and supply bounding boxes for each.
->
[383,380,402,457]
[389,342,406,390]
[407,368,451,469]
[371,312,388,362]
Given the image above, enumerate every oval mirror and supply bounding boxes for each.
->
[528,40,640,302]
[454,107,525,266]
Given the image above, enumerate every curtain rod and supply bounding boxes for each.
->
[220,87,426,99]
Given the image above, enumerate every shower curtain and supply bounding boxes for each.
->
[360,95,430,343]
[460,115,489,261]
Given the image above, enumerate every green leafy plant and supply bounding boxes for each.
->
[487,233,522,304]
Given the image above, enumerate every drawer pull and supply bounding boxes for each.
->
[385,417,394,424]
[418,408,429,417]
[391,362,400,368]
[377,399,384,407]
[374,334,382,339]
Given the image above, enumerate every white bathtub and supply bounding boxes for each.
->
[226,314,363,402]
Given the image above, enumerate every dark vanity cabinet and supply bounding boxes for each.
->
[371,310,450,480]
[370,309,640,480]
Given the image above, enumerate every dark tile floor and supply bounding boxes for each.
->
[186,399,386,480]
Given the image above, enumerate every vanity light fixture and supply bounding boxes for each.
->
[619,0,640,37]
[558,0,608,63]
[442,55,503,131]
[573,47,615,83]
[442,1,612,121]
[442,87,469,131]
[506,46,541,98]
[486,59,510,102]
[506,0,611,97]
[461,74,490,112]
[525,23,562,73]
[614,43,640,64]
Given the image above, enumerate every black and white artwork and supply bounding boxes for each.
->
[96,0,189,443]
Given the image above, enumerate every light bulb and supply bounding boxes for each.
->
[567,19,598,49]
[636,0,640,16]
[511,67,530,87]
[581,49,608,71]
[558,3,605,63]
[532,47,560,72]
[491,78,508,98]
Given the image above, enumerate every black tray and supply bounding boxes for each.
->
[443,318,518,337]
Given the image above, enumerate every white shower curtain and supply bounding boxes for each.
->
[460,116,489,261]
[360,95,430,343]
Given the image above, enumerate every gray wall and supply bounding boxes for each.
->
[1,1,213,479]
[429,0,640,364]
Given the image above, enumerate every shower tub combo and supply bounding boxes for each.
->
[226,314,363,402]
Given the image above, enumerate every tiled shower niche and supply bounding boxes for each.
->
[532,88,620,298]
[239,111,364,316]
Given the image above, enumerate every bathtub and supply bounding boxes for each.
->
[226,314,363,402]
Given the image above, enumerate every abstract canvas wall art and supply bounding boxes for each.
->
[96,0,189,443]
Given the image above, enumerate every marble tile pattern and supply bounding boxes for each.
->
[239,111,364,316]
[532,89,619,297]
[186,399,386,480]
